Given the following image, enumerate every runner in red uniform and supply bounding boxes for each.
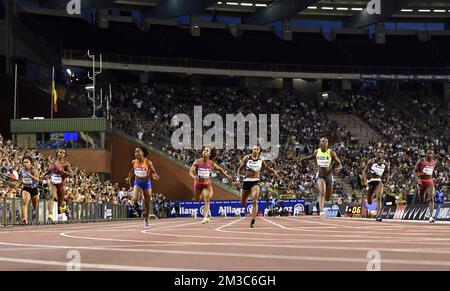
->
[189,146,232,224]
[414,149,437,223]
[44,149,74,222]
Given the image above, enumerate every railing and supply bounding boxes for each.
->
[62,50,450,76]
[0,198,129,226]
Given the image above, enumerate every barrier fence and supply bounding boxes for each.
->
[0,198,129,226]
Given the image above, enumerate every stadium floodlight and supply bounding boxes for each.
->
[255,3,267,7]
[401,9,413,12]
[336,7,349,11]
[433,9,446,13]
[321,7,334,10]
[240,3,253,6]
[307,6,318,9]
[66,68,72,75]
[217,1,222,4]
[418,9,430,12]
[351,7,363,11]
[85,85,94,90]
[226,2,238,5]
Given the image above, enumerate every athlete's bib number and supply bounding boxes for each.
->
[22,177,33,185]
[51,174,62,185]
[372,166,385,177]
[423,166,434,176]
[134,168,148,178]
[198,168,211,179]
[317,157,330,168]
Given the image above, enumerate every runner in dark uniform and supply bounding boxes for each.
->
[363,149,390,222]
[19,156,40,225]
[236,145,280,228]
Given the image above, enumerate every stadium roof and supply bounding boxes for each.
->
[34,0,450,28]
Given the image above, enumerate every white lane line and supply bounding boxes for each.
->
[261,217,289,229]
[0,241,450,268]
[3,238,450,258]
[214,218,243,231]
[0,257,203,271]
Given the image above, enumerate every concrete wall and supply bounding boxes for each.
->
[110,133,238,201]
[39,149,111,174]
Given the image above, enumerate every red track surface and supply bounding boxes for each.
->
[1,216,450,271]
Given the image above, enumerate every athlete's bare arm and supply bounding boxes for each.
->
[63,162,75,178]
[331,151,343,173]
[125,161,135,185]
[235,155,249,187]
[213,162,232,182]
[147,159,160,180]
[300,150,318,164]
[362,159,374,186]
[413,159,422,184]
[189,160,199,180]
[262,160,280,179]
[385,161,391,185]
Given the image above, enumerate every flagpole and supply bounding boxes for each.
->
[14,64,18,120]
[51,66,54,119]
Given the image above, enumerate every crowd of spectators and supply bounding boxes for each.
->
[0,139,170,219]
[62,83,450,205]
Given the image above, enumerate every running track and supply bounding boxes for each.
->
[1,216,450,271]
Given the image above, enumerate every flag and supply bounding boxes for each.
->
[52,80,58,113]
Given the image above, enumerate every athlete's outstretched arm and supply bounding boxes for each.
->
[236,156,249,177]
[28,167,40,183]
[362,159,374,186]
[299,150,318,164]
[147,159,160,180]
[413,159,422,184]
[262,160,280,179]
[331,151,343,173]
[235,155,249,187]
[125,161,135,187]
[189,160,199,180]
[385,161,391,185]
[63,162,75,178]
[213,162,233,182]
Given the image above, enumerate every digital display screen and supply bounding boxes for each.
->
[64,132,79,141]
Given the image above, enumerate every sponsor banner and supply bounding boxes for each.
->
[401,205,428,221]
[393,205,406,220]
[171,199,305,218]
[323,204,341,218]
[435,205,450,221]
[361,74,450,81]
[380,206,397,220]
[380,204,450,221]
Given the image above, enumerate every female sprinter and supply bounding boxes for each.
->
[189,146,232,223]
[19,156,40,225]
[362,148,390,222]
[45,149,74,222]
[236,145,280,228]
[300,137,342,219]
[126,147,160,229]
